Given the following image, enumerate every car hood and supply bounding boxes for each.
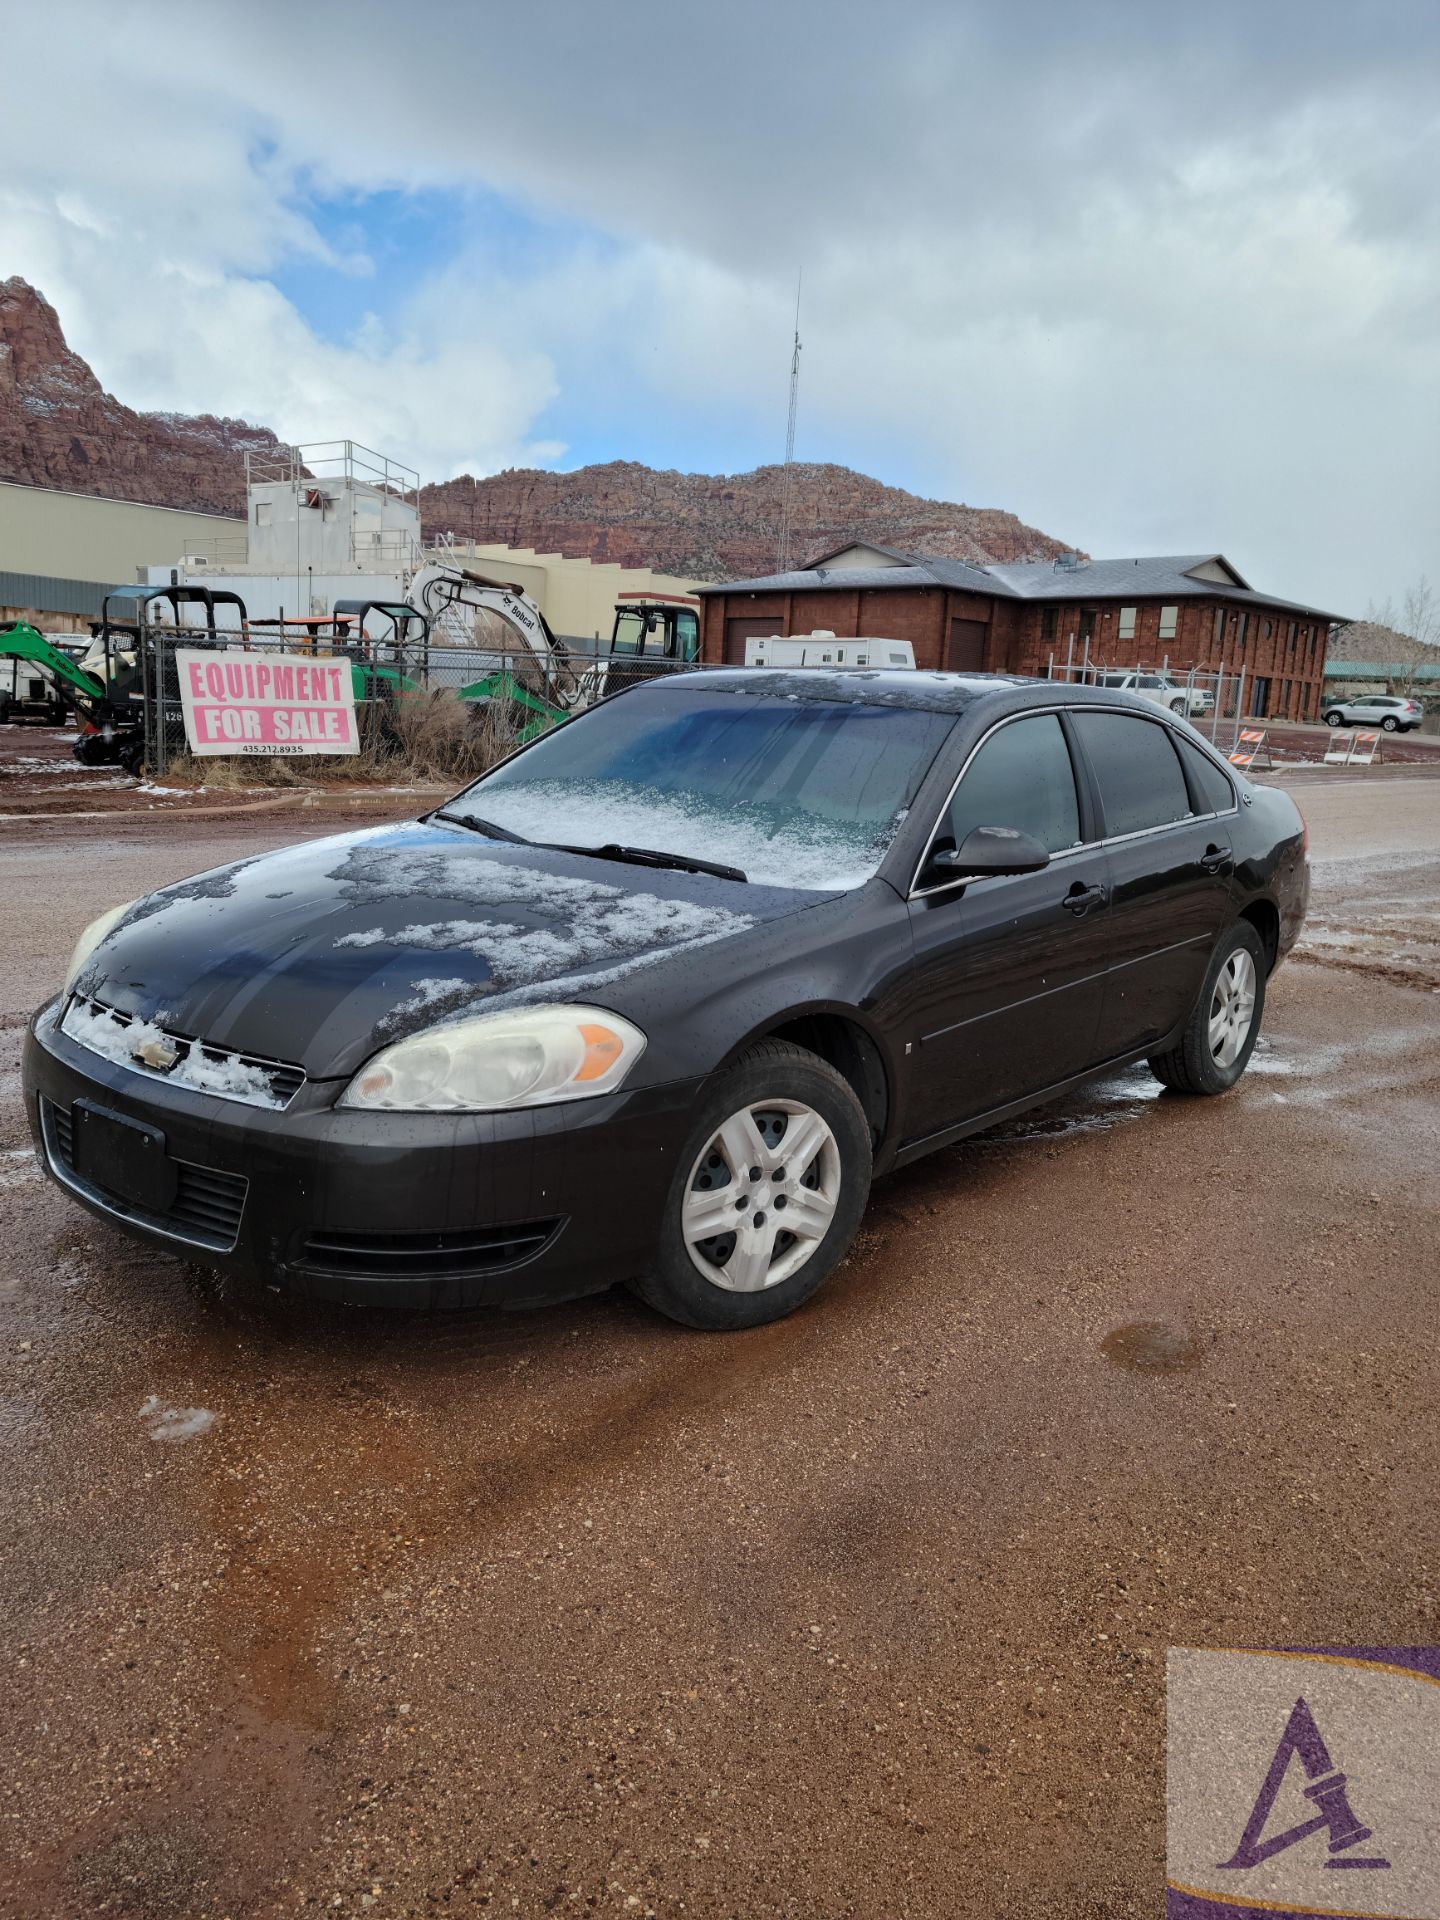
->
[70,820,821,1080]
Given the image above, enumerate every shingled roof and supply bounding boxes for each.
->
[699,546,1345,622]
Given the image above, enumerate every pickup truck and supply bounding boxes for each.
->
[1093,671,1214,719]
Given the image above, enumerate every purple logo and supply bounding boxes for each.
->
[1217,1695,1390,1873]
[1166,1647,1440,1920]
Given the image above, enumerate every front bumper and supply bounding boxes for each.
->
[23,1003,704,1309]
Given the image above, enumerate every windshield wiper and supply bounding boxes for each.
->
[549,842,748,884]
[431,809,530,845]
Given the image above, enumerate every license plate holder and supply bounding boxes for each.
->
[71,1100,178,1214]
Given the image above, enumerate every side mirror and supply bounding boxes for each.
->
[931,825,1051,880]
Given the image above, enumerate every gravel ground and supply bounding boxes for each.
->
[0,774,1437,1918]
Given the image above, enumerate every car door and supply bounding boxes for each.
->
[1068,709,1237,1063]
[902,710,1112,1142]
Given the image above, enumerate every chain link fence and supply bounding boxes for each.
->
[139,627,701,781]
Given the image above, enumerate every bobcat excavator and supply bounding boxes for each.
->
[407,563,699,738]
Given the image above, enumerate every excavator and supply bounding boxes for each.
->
[406,563,699,739]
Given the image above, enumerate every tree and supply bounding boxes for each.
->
[1353,578,1440,698]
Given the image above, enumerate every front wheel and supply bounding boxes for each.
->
[632,1039,872,1329]
[1147,922,1266,1096]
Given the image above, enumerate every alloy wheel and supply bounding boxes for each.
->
[681,1099,842,1292]
[1208,948,1257,1069]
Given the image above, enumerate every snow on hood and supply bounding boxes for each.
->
[329,842,756,1031]
[66,823,794,1076]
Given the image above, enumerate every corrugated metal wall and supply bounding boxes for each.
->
[0,571,110,619]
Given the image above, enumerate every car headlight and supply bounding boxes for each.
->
[64,899,138,993]
[339,1004,647,1112]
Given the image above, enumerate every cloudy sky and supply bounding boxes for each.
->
[3,0,1438,612]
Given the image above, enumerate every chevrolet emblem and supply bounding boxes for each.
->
[134,1036,180,1072]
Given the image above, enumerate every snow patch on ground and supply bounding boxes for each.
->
[0,1148,39,1190]
[139,1395,216,1443]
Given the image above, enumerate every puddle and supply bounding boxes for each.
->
[1100,1321,1200,1373]
[139,1394,217,1442]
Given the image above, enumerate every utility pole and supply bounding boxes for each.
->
[777,270,802,574]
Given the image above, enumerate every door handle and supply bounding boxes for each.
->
[1062,880,1108,914]
[1200,844,1233,876]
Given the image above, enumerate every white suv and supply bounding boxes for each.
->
[1094,671,1214,718]
[1322,694,1423,733]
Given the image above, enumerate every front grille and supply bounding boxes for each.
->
[62,994,305,1111]
[43,1098,247,1252]
[298,1221,561,1280]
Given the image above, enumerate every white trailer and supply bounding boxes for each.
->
[743,631,915,670]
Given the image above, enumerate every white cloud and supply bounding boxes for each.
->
[1,0,1438,610]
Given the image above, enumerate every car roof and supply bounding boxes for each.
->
[639,666,1048,715]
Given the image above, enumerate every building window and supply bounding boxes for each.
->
[1288,620,1297,648]
[1159,605,1178,640]
[255,501,272,526]
[1041,606,1057,643]
[1263,619,1272,639]
[1213,607,1225,645]
[1118,605,1137,641]
[1237,613,1248,648]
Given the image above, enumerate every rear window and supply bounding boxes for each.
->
[1174,734,1235,814]
[1073,711,1191,837]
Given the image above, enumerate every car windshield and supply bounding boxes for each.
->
[445,686,957,890]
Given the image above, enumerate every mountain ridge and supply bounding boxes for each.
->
[0,277,1075,579]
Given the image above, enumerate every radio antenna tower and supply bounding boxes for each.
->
[777,270,802,573]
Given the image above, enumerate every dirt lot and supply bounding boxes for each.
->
[1,767,1437,1918]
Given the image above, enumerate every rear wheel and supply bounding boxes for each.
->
[1147,922,1266,1096]
[1382,715,1399,731]
[1324,710,1345,727]
[632,1040,871,1330]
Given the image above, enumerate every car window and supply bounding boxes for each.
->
[1174,734,1235,814]
[941,713,1081,858]
[1072,711,1191,837]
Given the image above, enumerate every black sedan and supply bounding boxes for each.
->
[24,670,1308,1329]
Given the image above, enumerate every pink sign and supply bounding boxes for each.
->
[176,647,360,756]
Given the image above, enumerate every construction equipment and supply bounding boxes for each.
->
[0,625,94,728]
[408,565,698,739]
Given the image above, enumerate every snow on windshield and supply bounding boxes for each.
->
[455,692,956,892]
[466,782,896,892]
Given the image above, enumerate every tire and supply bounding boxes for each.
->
[119,738,147,778]
[1168,697,1187,715]
[0,698,10,726]
[1147,922,1267,1096]
[631,1039,872,1330]
[1381,716,1399,732]
[1324,710,1345,727]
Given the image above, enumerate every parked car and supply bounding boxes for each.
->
[1321,693,1423,732]
[1093,670,1213,718]
[25,671,1309,1330]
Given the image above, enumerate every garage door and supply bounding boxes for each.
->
[723,617,779,664]
[946,618,988,671]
